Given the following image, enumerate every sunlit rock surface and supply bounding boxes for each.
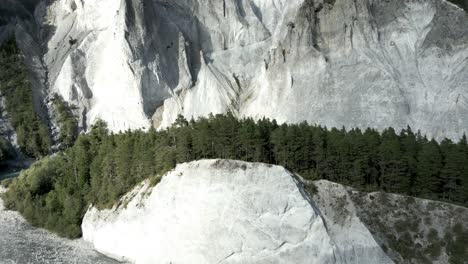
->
[4,0,466,139]
[82,160,393,264]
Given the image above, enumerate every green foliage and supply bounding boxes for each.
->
[52,95,78,148]
[440,138,468,203]
[414,139,443,199]
[446,224,468,263]
[3,114,468,238]
[1,178,14,188]
[425,228,442,258]
[306,182,318,196]
[0,37,51,158]
[391,232,414,260]
[378,128,409,193]
[1,156,84,237]
[0,136,14,164]
[448,0,468,11]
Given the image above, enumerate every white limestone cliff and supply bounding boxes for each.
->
[3,0,468,138]
[82,159,393,264]
[44,0,468,139]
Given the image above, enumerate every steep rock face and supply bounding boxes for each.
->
[0,0,56,152]
[40,0,468,138]
[82,160,393,264]
[156,0,468,141]
[3,0,468,138]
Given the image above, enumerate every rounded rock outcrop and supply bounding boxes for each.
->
[82,160,392,264]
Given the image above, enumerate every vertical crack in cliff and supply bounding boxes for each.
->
[231,73,243,113]
[23,15,57,143]
[312,1,323,51]
[223,0,226,17]
[299,0,329,61]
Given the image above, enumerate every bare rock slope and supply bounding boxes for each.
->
[312,180,468,264]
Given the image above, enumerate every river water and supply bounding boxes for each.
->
[0,171,21,182]
[0,187,121,264]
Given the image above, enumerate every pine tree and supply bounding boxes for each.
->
[88,134,115,204]
[173,124,193,163]
[271,125,287,166]
[131,131,156,182]
[324,128,345,182]
[38,123,52,155]
[378,128,409,193]
[236,118,256,161]
[191,117,215,159]
[114,132,134,193]
[72,135,91,188]
[347,128,368,189]
[459,135,468,206]
[414,139,442,199]
[310,126,327,180]
[285,125,305,171]
[211,113,238,159]
[440,139,466,203]
[295,122,315,178]
[400,126,419,191]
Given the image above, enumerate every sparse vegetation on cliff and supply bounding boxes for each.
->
[0,38,51,158]
[52,95,78,148]
[448,0,468,11]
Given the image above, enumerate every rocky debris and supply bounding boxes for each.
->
[0,187,120,264]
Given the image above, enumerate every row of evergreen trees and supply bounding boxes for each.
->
[167,114,468,203]
[3,114,467,238]
[0,38,78,161]
[52,95,79,148]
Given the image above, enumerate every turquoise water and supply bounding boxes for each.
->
[0,170,21,181]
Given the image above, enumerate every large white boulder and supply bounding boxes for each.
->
[82,160,393,264]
